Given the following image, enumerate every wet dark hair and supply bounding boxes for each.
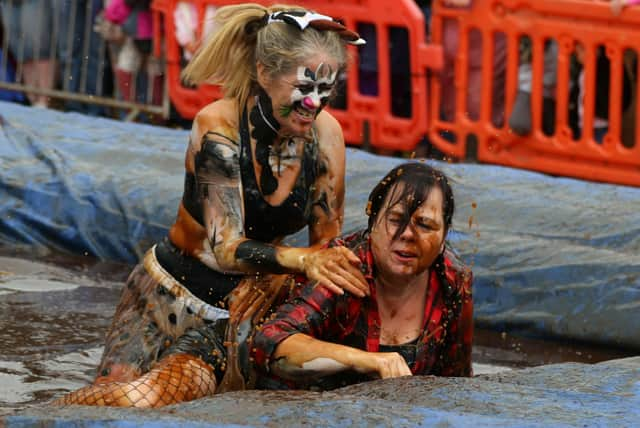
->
[366,162,454,240]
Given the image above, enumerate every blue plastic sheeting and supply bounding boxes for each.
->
[1,101,639,348]
[4,357,640,427]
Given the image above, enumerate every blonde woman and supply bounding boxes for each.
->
[69,3,369,392]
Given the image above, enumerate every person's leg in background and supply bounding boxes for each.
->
[1,0,56,107]
[509,39,558,136]
[0,10,27,104]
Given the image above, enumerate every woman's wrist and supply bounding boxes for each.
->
[297,254,307,275]
[345,348,376,374]
[275,247,310,274]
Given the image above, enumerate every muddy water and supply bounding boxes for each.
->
[0,248,635,417]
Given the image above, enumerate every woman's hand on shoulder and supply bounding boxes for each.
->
[301,246,369,298]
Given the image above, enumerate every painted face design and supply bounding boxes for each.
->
[285,63,337,119]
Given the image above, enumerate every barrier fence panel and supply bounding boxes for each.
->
[429,0,640,187]
[0,0,169,120]
[151,0,443,151]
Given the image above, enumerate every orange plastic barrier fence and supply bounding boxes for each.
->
[429,0,640,187]
[151,0,443,151]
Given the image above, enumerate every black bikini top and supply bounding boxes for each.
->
[378,337,420,369]
[239,108,319,243]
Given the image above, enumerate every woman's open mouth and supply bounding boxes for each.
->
[393,250,417,262]
[294,104,316,122]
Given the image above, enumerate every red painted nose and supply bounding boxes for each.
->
[302,96,319,110]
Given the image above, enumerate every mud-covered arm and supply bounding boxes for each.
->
[270,334,411,380]
[307,115,346,246]
[189,110,365,297]
[193,113,368,296]
[191,123,327,275]
[252,284,410,380]
[291,114,369,296]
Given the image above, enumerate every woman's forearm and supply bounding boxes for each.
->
[271,334,412,380]
[270,334,373,380]
[216,239,311,274]
[222,240,368,297]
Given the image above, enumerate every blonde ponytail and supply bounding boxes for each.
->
[182,3,348,110]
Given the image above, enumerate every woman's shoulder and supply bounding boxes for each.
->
[442,245,473,293]
[192,98,240,143]
[314,110,344,147]
[313,110,345,171]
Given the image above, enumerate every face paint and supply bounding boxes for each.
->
[263,57,339,137]
[289,63,337,117]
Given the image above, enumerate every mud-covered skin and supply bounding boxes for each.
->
[183,131,241,225]
[235,241,288,273]
[169,94,346,290]
[270,355,350,380]
[196,135,245,254]
[55,274,295,408]
[94,252,226,385]
[308,150,341,243]
[168,111,245,273]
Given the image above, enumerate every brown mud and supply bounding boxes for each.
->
[0,246,635,416]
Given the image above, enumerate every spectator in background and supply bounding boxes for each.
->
[417,0,433,35]
[54,0,113,116]
[357,1,432,118]
[611,0,640,14]
[508,39,558,136]
[0,8,27,104]
[510,1,635,139]
[174,2,218,66]
[97,0,162,107]
[440,0,506,126]
[573,44,632,143]
[0,0,57,107]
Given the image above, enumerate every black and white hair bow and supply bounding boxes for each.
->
[267,10,366,45]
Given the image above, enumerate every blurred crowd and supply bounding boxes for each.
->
[0,0,637,144]
[0,0,160,116]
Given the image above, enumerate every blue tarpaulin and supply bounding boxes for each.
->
[0,100,639,348]
[5,357,640,426]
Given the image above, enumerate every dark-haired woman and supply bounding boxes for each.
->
[253,161,474,386]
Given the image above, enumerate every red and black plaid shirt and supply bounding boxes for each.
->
[252,230,473,388]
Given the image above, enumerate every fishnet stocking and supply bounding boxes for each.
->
[53,353,217,408]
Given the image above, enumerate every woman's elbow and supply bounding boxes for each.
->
[210,242,243,273]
